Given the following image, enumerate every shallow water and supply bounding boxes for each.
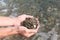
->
[0,0,60,40]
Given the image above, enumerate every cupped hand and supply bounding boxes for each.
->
[14,14,40,37]
[17,14,34,25]
[14,14,34,26]
[18,26,36,37]
[18,18,40,37]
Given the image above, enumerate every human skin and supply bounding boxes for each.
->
[0,16,18,38]
[0,14,39,38]
[16,14,40,37]
[0,27,18,38]
[0,16,15,26]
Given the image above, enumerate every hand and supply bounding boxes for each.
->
[14,14,40,37]
[18,14,34,25]
[18,26,37,37]
[13,14,34,26]
[18,18,40,37]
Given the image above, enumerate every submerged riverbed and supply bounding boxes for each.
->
[0,0,60,40]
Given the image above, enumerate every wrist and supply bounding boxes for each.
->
[13,17,20,26]
[11,27,18,34]
[0,27,18,38]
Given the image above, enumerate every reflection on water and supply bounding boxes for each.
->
[0,0,60,40]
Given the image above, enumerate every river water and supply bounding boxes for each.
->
[0,0,60,40]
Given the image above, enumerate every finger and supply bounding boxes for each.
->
[18,14,33,18]
[17,14,27,21]
[18,14,33,22]
[20,14,34,18]
[18,26,28,34]
[19,26,28,30]
[34,18,40,31]
[26,27,39,33]
[24,32,35,37]
[28,31,37,34]
[18,14,26,17]
[26,29,37,34]
[36,22,40,31]
[26,15,34,18]
[27,33,35,37]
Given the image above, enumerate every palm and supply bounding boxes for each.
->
[14,14,39,37]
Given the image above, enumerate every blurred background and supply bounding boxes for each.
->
[0,0,60,40]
